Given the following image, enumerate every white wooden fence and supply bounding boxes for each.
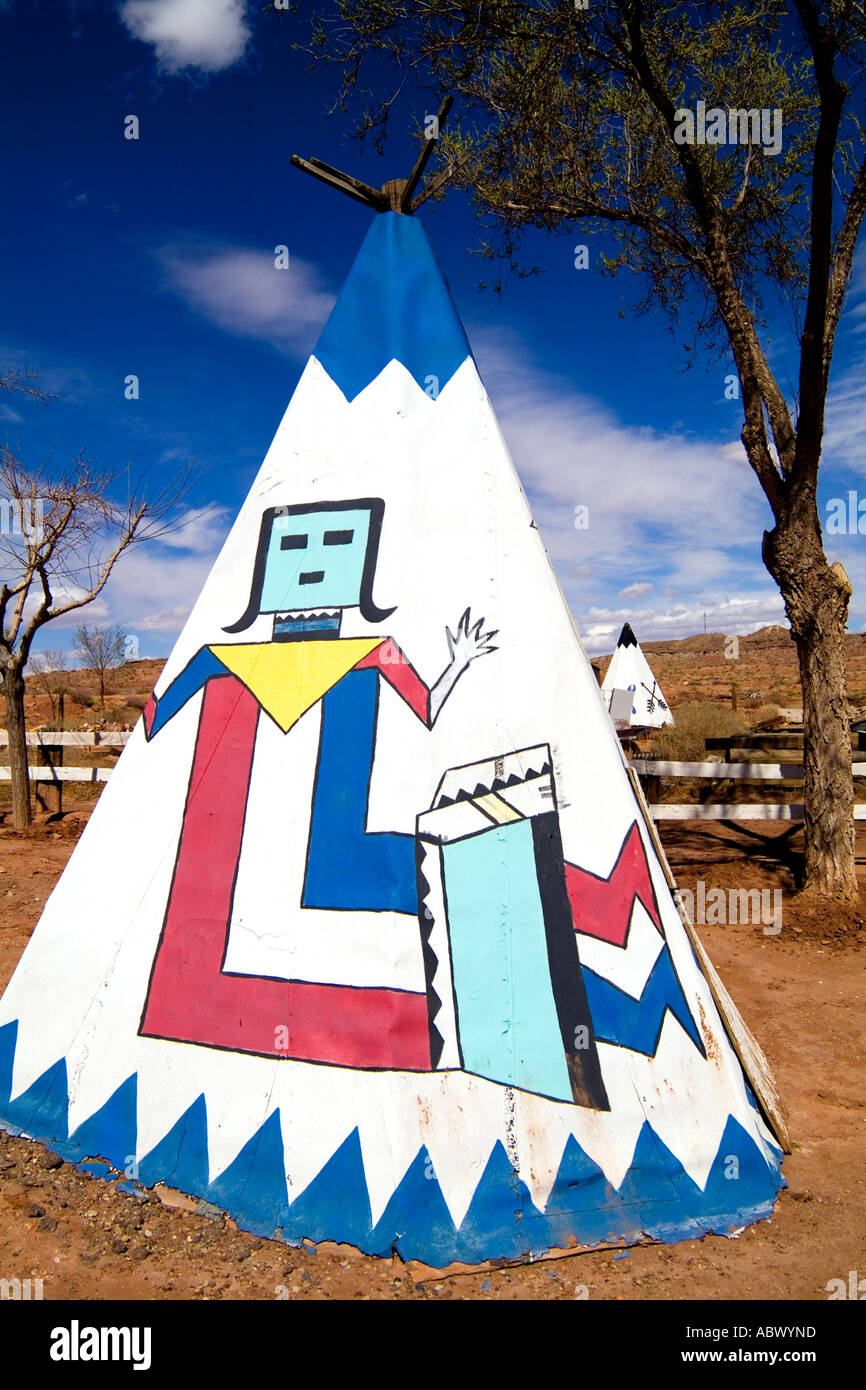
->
[0,731,130,785]
[630,757,866,821]
[3,738,865,822]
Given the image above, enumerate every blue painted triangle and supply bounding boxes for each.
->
[370,1145,459,1264]
[679,1114,783,1234]
[606,1120,703,1243]
[67,1074,137,1174]
[138,1093,210,1196]
[456,1140,534,1263]
[281,1127,372,1249]
[0,1051,70,1149]
[544,1133,611,1213]
[313,212,472,401]
[0,1019,18,1113]
[527,1133,622,1251]
[207,1110,289,1239]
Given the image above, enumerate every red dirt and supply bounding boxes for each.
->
[0,813,863,1301]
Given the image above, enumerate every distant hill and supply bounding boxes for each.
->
[11,624,866,731]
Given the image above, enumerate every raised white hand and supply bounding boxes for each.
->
[430,608,498,724]
[445,607,499,671]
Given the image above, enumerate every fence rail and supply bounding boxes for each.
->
[634,756,866,823]
[0,730,131,809]
[2,741,865,823]
[647,803,866,821]
[0,732,130,747]
[0,766,111,783]
[631,758,866,781]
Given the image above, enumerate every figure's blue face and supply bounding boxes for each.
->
[259,507,373,615]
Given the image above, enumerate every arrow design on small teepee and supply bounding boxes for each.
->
[602,622,674,729]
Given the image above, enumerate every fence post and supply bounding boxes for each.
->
[37,734,62,815]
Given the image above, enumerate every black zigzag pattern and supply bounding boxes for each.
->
[415,842,445,1068]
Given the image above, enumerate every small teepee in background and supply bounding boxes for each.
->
[602,622,675,730]
[0,133,784,1267]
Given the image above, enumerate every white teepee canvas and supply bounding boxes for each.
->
[602,622,675,730]
[0,213,781,1266]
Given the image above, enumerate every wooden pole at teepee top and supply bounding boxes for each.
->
[291,95,454,215]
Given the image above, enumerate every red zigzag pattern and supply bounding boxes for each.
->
[564,821,664,947]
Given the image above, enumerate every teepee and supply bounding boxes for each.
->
[602,622,675,730]
[0,193,784,1265]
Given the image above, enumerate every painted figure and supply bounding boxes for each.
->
[139,499,497,1070]
[139,497,700,1108]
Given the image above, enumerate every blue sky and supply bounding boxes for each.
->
[1,0,865,660]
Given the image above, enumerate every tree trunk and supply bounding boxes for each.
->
[4,664,32,830]
[764,521,857,900]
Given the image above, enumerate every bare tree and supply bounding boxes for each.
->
[74,625,129,713]
[0,444,190,828]
[0,368,57,404]
[28,648,71,725]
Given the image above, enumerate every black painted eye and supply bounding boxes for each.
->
[323,530,354,545]
[281,534,308,550]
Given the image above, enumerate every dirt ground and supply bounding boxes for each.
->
[0,810,863,1302]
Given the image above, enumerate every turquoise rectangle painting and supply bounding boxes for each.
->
[442,819,574,1102]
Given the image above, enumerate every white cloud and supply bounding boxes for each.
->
[119,0,250,74]
[105,529,228,635]
[42,599,113,631]
[582,594,786,653]
[158,243,334,357]
[470,325,781,649]
[137,605,199,631]
[154,505,232,554]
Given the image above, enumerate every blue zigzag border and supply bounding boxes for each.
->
[584,943,706,1056]
[0,1020,783,1266]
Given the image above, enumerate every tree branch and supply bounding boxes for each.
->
[824,150,866,375]
[793,0,846,482]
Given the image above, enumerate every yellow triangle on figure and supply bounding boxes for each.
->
[209,637,381,733]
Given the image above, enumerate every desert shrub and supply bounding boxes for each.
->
[650,702,746,762]
[116,702,145,726]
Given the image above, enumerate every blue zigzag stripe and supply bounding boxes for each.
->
[583,945,706,1057]
[0,1019,781,1265]
[313,213,472,401]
